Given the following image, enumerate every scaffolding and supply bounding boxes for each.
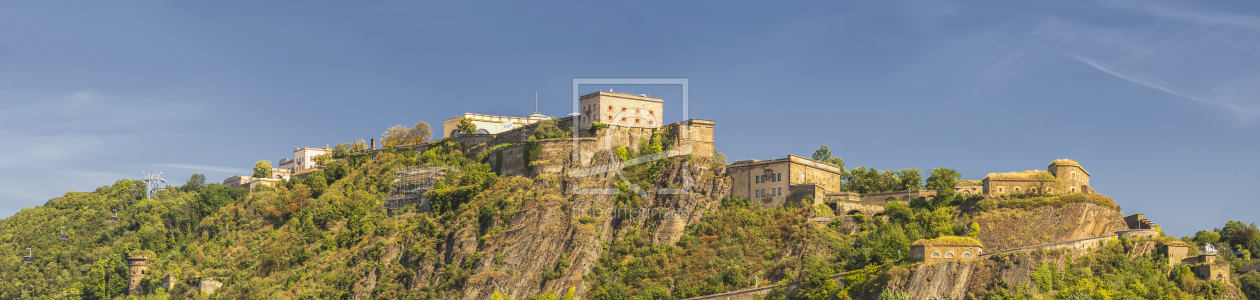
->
[383,165,448,211]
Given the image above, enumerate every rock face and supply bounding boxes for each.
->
[971,203,1127,252]
[418,156,730,300]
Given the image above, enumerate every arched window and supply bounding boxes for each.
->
[931,252,941,258]
[945,252,955,258]
[963,252,972,258]
[476,129,489,134]
[1071,187,1077,193]
[963,190,971,196]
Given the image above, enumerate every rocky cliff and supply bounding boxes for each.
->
[970,202,1127,253]
[426,156,730,299]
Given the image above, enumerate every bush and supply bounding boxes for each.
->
[588,122,609,134]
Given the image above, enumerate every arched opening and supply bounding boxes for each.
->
[846,210,863,216]
[885,197,895,201]
[963,190,971,196]
[901,196,909,201]
[963,252,972,258]
[1071,187,1077,193]
[476,129,489,134]
[945,252,955,258]
[931,252,941,258]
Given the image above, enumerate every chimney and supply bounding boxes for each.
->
[370,138,376,150]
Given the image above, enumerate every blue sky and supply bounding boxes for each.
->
[1,1,1257,237]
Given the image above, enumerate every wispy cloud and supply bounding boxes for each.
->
[1063,52,1260,121]
[163,163,248,174]
[1128,3,1260,31]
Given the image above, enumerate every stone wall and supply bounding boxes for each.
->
[860,190,938,202]
[788,184,827,206]
[786,155,843,193]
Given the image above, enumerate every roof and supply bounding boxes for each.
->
[1048,159,1081,167]
[984,170,1052,181]
[1157,240,1189,247]
[955,180,982,187]
[579,91,664,103]
[912,236,984,247]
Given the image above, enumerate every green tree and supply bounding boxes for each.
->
[924,168,961,195]
[457,118,478,135]
[811,145,846,170]
[896,168,923,191]
[185,173,206,191]
[531,118,570,140]
[1194,230,1221,246]
[381,121,433,148]
[85,256,127,299]
[877,289,911,300]
[798,255,839,300]
[253,160,273,179]
[1240,271,1260,300]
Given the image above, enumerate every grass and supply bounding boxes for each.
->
[911,236,984,247]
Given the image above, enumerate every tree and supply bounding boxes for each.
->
[253,160,273,179]
[381,121,433,148]
[896,168,923,191]
[1241,271,1260,300]
[1031,171,1061,196]
[1194,230,1221,246]
[811,145,846,170]
[798,255,839,300]
[85,256,127,299]
[351,139,368,151]
[185,173,206,191]
[924,168,961,195]
[457,118,478,135]
[531,118,569,140]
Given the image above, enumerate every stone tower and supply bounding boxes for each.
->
[1047,159,1091,194]
[127,255,150,296]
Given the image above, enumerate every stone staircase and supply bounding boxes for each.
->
[1124,213,1159,230]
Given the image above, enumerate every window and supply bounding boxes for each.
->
[635,109,640,115]
[649,110,654,115]
[945,252,955,258]
[963,190,970,196]
[621,118,627,122]
[998,187,1004,192]
[1071,171,1077,180]
[756,176,760,183]
[932,252,941,258]
[1014,187,1020,192]
[963,252,972,258]
[607,115,612,120]
[777,173,782,181]
[1071,187,1077,193]
[635,119,640,124]
[622,108,627,112]
[607,105,613,111]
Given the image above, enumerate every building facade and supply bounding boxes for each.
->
[441,112,550,139]
[728,155,845,207]
[910,238,984,263]
[578,91,664,131]
[981,159,1092,196]
[293,147,330,173]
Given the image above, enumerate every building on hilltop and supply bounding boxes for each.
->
[441,112,551,139]
[578,91,664,131]
[727,155,845,208]
[911,237,983,263]
[980,159,1092,196]
[292,147,330,173]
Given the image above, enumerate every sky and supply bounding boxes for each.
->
[1,0,1258,237]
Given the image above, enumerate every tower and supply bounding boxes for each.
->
[1047,159,1090,194]
[127,255,150,295]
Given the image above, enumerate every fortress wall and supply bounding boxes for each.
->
[787,156,842,194]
